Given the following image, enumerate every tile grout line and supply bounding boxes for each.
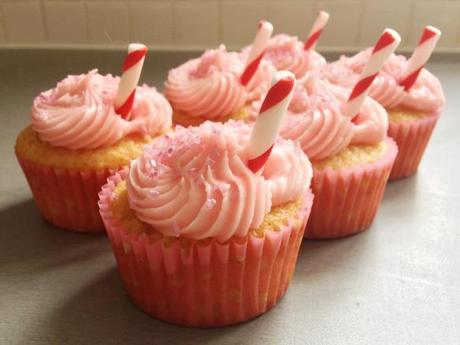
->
[407,0,416,49]
[357,0,365,47]
[83,0,91,44]
[127,1,133,42]
[0,4,7,42]
[171,1,176,46]
[39,0,49,42]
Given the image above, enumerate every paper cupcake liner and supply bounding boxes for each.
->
[16,152,121,233]
[305,138,397,239]
[99,171,313,327]
[388,113,439,181]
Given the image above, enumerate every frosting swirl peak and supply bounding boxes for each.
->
[32,69,172,150]
[320,49,445,113]
[126,121,312,241]
[264,34,326,78]
[260,73,388,161]
[164,45,274,119]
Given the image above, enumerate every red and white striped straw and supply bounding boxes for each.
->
[343,29,401,118]
[114,43,148,119]
[241,20,274,86]
[304,11,330,51]
[246,71,296,173]
[399,26,441,91]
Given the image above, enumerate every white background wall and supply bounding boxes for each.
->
[0,0,459,52]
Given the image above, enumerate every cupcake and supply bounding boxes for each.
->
[165,21,275,127]
[251,74,397,239]
[99,72,314,326]
[244,12,329,78]
[321,27,445,180]
[16,46,172,233]
[261,34,326,78]
[99,120,313,326]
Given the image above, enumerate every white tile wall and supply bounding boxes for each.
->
[174,1,219,47]
[129,1,173,46]
[0,5,5,42]
[0,0,459,52]
[266,1,314,41]
[86,1,129,44]
[409,1,460,48]
[44,1,87,44]
[361,2,412,47]
[2,1,46,43]
[222,1,267,47]
[315,1,362,48]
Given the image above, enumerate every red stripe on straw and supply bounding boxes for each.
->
[347,73,378,102]
[122,48,147,72]
[399,66,423,91]
[115,90,135,119]
[247,145,274,173]
[259,77,295,113]
[372,31,396,54]
[419,27,438,45]
[304,29,323,51]
[241,51,264,86]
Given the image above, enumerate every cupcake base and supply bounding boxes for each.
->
[305,138,397,239]
[15,126,153,233]
[17,154,118,232]
[99,172,314,327]
[387,109,439,181]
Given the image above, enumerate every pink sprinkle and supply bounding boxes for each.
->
[186,167,200,179]
[148,159,157,169]
[197,176,205,186]
[149,169,159,178]
[38,112,48,121]
[217,183,230,195]
[148,189,160,199]
[205,198,216,210]
[171,220,180,237]
[209,149,220,161]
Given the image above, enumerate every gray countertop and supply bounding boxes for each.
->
[1,50,459,345]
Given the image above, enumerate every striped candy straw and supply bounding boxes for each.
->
[399,26,441,91]
[241,20,274,86]
[343,29,401,118]
[304,11,330,51]
[246,71,296,173]
[114,43,148,119]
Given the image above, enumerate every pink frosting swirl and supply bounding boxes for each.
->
[321,49,445,112]
[31,69,172,150]
[164,45,274,119]
[264,34,326,78]
[126,120,312,241]
[249,74,387,161]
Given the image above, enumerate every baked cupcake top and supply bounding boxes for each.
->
[126,120,312,241]
[164,45,275,119]
[320,49,445,113]
[32,69,172,150]
[261,34,326,78]
[251,73,388,161]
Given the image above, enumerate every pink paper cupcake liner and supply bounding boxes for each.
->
[99,171,314,327]
[305,138,397,239]
[16,152,121,233]
[388,113,439,181]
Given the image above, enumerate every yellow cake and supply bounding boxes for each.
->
[172,106,251,127]
[16,126,157,171]
[110,180,304,240]
[313,141,388,171]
